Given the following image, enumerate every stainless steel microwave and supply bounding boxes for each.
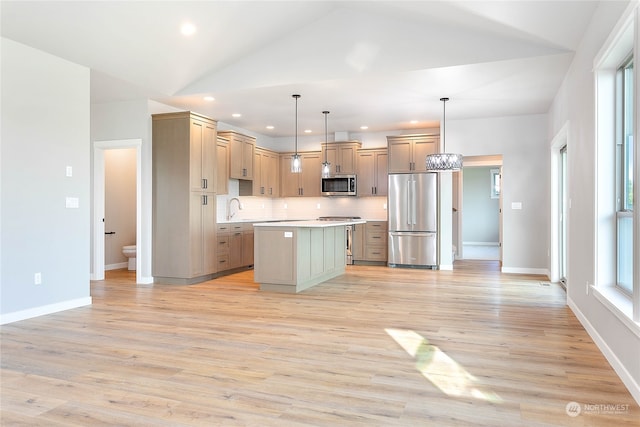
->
[321,175,357,196]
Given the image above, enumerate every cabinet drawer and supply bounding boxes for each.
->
[365,247,387,261]
[366,231,387,246]
[217,254,230,270]
[217,224,231,233]
[366,222,387,232]
[217,235,229,253]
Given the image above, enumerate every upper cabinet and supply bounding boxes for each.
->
[252,147,280,197]
[218,130,255,180]
[321,141,361,175]
[216,135,229,195]
[357,148,388,196]
[387,134,438,173]
[280,151,321,197]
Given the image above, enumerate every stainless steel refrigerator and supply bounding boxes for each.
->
[388,173,438,268]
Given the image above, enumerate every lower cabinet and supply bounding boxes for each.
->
[216,222,254,274]
[353,221,388,264]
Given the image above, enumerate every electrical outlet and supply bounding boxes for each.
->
[34,273,42,285]
[316,203,321,209]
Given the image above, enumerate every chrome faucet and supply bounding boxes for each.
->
[227,197,241,221]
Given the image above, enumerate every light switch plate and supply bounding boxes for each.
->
[65,197,79,209]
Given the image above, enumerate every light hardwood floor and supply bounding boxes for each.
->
[1,262,638,426]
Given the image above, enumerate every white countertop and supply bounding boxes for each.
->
[253,219,366,228]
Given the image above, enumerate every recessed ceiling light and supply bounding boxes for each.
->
[204,96,215,101]
[232,113,242,118]
[180,22,197,36]
[360,125,369,130]
[266,125,274,130]
[410,120,418,124]
[304,129,312,133]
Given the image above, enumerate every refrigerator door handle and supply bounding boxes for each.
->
[411,178,417,225]
[406,185,411,226]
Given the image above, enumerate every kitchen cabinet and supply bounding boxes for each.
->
[321,141,361,175]
[356,148,388,196]
[353,221,388,264]
[152,111,217,284]
[249,147,279,197]
[387,134,438,173]
[218,130,255,180]
[216,135,229,195]
[280,151,322,197]
[216,222,254,273]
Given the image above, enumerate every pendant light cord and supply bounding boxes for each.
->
[440,97,448,152]
[293,94,301,155]
[323,110,329,162]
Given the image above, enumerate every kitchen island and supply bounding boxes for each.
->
[253,220,365,293]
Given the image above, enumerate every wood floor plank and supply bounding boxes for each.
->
[1,262,638,426]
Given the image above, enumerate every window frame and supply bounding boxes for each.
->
[593,5,639,330]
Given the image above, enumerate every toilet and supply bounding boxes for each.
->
[122,245,136,270]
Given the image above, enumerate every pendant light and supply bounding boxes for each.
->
[321,110,331,178]
[291,94,302,173]
[426,97,463,172]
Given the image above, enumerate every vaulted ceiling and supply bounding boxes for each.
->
[1,1,603,137]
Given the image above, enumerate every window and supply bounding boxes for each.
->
[490,169,501,199]
[593,8,638,327]
[617,56,634,295]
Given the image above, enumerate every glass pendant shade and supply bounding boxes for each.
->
[291,153,302,173]
[291,94,302,173]
[425,152,463,171]
[426,97,463,172]
[321,161,331,178]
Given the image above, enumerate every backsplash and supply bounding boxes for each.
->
[216,183,387,222]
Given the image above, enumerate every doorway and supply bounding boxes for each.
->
[454,155,503,263]
[550,123,569,287]
[92,139,142,283]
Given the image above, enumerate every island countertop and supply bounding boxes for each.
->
[253,219,366,228]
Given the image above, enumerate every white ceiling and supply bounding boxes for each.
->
[1,1,603,137]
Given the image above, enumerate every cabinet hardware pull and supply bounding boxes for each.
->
[202,195,208,205]
[105,231,115,235]
[202,178,207,189]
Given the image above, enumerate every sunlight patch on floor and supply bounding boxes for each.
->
[385,328,502,403]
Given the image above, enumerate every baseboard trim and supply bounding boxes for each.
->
[463,241,500,246]
[106,262,127,270]
[568,296,640,406]
[501,266,548,275]
[0,297,92,325]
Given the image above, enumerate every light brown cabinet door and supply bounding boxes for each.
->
[412,138,437,173]
[357,151,376,196]
[280,154,301,196]
[253,151,264,195]
[229,231,243,269]
[388,139,413,173]
[243,231,254,266]
[266,152,279,197]
[337,144,357,174]
[301,153,321,196]
[374,151,388,196]
[216,139,229,194]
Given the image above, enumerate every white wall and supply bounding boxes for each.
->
[448,114,549,273]
[548,1,639,403]
[1,38,92,323]
[463,166,500,244]
[91,99,153,282]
